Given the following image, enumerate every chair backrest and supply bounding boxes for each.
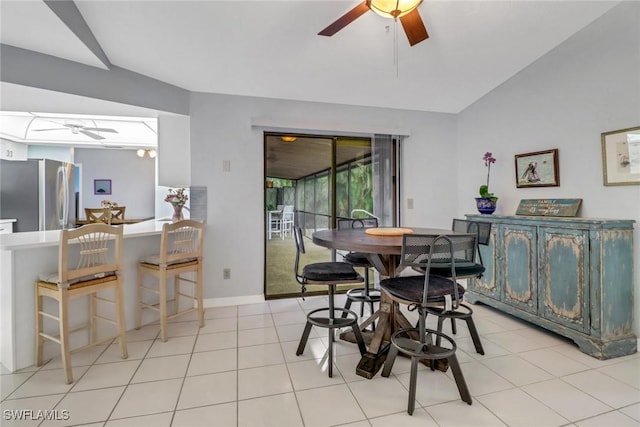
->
[400,233,477,306]
[452,219,491,265]
[293,226,306,283]
[159,220,205,265]
[85,208,111,224]
[452,219,491,245]
[282,205,294,220]
[57,223,123,287]
[337,217,378,230]
[110,206,126,220]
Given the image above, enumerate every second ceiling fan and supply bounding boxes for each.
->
[319,0,429,46]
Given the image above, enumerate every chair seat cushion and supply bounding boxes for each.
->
[343,252,372,267]
[140,254,198,266]
[303,262,360,282]
[380,274,465,304]
[39,271,116,286]
[419,260,485,277]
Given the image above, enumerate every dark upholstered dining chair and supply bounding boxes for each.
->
[293,226,367,377]
[380,234,476,414]
[416,218,490,352]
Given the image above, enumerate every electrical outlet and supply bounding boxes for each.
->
[223,268,231,279]
[407,198,414,209]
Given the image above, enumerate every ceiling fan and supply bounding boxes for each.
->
[33,120,118,140]
[319,0,429,46]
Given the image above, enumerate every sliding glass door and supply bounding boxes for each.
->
[264,133,399,299]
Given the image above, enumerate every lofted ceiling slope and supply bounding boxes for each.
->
[0,0,621,115]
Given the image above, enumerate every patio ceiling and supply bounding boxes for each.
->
[265,135,371,180]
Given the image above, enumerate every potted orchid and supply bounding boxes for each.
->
[476,152,498,214]
[165,188,188,222]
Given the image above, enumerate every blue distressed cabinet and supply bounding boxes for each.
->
[466,215,636,359]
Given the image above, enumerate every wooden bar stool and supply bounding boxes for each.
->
[35,223,128,384]
[136,220,205,342]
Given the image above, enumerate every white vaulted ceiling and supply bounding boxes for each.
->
[0,0,620,115]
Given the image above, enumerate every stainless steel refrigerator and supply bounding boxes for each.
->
[0,158,76,232]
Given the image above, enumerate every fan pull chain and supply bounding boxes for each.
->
[394,19,399,78]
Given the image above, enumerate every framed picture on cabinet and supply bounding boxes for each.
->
[515,149,559,188]
[601,126,640,186]
[94,179,112,195]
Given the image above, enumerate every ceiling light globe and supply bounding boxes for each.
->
[137,149,145,157]
[148,149,157,158]
[369,0,423,19]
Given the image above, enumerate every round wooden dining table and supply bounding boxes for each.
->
[312,226,455,378]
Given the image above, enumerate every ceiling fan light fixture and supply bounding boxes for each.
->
[369,0,423,19]
[281,136,297,143]
[137,149,146,157]
[148,149,157,158]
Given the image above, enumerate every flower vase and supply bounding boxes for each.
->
[475,197,497,215]
[172,205,184,222]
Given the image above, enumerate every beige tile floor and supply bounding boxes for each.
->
[1,295,640,427]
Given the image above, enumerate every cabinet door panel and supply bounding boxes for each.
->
[539,228,589,333]
[470,230,500,298]
[501,225,537,313]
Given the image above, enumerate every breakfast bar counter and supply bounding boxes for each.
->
[0,220,170,372]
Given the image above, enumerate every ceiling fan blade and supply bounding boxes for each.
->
[80,130,105,140]
[83,127,118,133]
[33,128,67,131]
[318,1,370,36]
[400,8,429,46]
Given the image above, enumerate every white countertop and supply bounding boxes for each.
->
[0,219,168,250]
[0,219,16,223]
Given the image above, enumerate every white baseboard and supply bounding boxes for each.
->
[202,294,266,308]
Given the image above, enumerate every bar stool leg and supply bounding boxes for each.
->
[173,275,180,315]
[447,353,472,405]
[115,279,128,359]
[407,356,419,415]
[35,289,44,367]
[296,321,313,356]
[197,263,204,327]
[381,344,399,377]
[135,265,143,329]
[465,316,484,355]
[159,270,168,342]
[59,290,73,384]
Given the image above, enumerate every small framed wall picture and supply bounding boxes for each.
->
[515,149,560,188]
[94,179,112,195]
[601,126,640,186]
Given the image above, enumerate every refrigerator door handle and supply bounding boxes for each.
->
[57,166,68,227]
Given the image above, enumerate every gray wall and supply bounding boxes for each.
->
[189,93,458,300]
[75,148,155,219]
[456,2,640,333]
